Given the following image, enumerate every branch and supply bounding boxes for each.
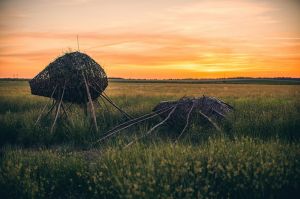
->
[174,102,195,143]
[124,104,178,148]
[198,110,222,132]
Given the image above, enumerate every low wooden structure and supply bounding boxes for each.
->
[96,95,233,147]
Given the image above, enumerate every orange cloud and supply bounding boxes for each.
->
[1,31,300,78]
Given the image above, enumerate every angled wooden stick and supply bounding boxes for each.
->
[61,103,74,127]
[210,96,234,109]
[94,106,175,144]
[199,110,222,132]
[99,96,109,112]
[65,103,73,112]
[212,108,226,118]
[143,105,177,136]
[83,73,98,132]
[95,99,102,109]
[105,105,173,135]
[174,102,195,144]
[124,104,178,148]
[103,94,131,118]
[34,85,57,126]
[91,83,132,119]
[44,100,58,118]
[101,92,133,119]
[50,84,65,134]
[88,82,125,115]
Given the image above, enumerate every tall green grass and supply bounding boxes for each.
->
[0,95,299,146]
[1,138,299,198]
[0,81,299,198]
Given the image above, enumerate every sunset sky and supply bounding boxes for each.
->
[0,0,300,79]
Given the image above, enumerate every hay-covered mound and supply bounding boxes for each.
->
[29,51,108,104]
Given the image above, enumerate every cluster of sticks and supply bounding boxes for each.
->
[32,52,132,133]
[34,77,132,134]
[29,52,108,104]
[31,52,233,143]
[95,96,233,147]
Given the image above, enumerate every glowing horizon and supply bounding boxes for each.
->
[0,0,300,79]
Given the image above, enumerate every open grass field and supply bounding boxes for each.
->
[0,80,300,198]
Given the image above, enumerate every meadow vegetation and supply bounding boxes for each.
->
[0,80,299,198]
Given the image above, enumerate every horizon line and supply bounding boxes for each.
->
[1,77,299,80]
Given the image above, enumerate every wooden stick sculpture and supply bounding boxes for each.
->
[96,96,233,146]
[30,51,131,133]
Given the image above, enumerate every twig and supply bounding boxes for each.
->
[210,96,234,109]
[212,108,225,118]
[61,103,74,127]
[99,96,109,112]
[94,106,175,144]
[199,110,222,132]
[91,82,132,119]
[65,103,73,112]
[105,105,173,135]
[95,99,102,109]
[59,116,72,137]
[50,84,65,134]
[124,104,178,148]
[174,102,195,144]
[44,100,58,118]
[34,85,57,126]
[83,72,98,132]
[101,92,133,119]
